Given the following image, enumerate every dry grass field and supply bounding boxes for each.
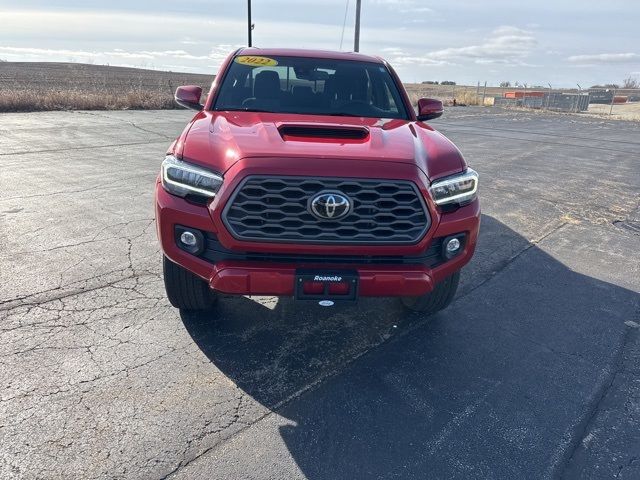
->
[404,83,506,106]
[587,102,640,121]
[0,62,213,111]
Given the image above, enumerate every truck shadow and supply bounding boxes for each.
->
[180,214,639,478]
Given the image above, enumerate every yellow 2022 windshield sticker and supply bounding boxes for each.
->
[234,56,278,67]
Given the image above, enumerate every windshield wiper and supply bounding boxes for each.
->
[324,112,365,117]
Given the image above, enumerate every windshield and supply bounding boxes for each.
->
[213,55,409,119]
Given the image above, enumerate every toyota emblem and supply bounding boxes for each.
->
[309,191,351,220]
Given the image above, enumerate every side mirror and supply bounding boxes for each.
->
[175,85,203,111]
[417,98,443,121]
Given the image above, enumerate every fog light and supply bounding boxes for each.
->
[180,231,198,247]
[442,235,464,260]
[175,226,204,255]
[446,237,461,254]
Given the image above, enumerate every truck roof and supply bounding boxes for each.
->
[235,47,384,64]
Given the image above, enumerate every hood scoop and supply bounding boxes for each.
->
[278,124,369,142]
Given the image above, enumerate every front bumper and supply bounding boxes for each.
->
[209,262,435,296]
[156,180,480,297]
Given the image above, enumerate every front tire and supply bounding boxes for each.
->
[400,271,460,314]
[163,256,217,311]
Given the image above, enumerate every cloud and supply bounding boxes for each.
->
[180,37,205,46]
[373,0,435,14]
[400,6,434,14]
[0,46,98,58]
[385,26,537,67]
[0,45,236,64]
[136,50,211,60]
[381,47,405,54]
[568,53,640,64]
[392,55,451,66]
[426,26,536,64]
[372,0,416,4]
[381,46,450,66]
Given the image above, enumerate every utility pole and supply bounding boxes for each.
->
[247,0,252,47]
[354,0,362,52]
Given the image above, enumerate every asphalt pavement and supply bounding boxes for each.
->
[0,107,638,479]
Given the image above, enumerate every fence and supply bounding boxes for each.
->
[405,82,640,120]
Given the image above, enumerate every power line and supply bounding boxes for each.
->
[339,0,350,51]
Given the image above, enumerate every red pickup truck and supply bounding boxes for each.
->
[155,48,480,314]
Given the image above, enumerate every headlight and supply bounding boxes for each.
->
[161,156,223,199]
[429,168,478,206]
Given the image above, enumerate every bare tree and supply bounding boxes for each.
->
[499,81,511,88]
[622,76,639,89]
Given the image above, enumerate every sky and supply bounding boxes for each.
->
[0,0,638,87]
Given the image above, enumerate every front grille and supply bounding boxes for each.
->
[201,233,445,267]
[222,176,430,244]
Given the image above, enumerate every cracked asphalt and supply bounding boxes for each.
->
[0,108,638,479]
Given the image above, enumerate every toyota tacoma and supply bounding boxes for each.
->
[155,48,480,314]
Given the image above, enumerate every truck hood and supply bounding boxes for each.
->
[180,111,465,181]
